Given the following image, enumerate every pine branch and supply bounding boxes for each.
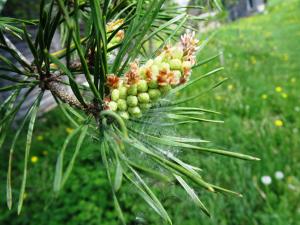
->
[46,79,82,109]
[45,77,97,114]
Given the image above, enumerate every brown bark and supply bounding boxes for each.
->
[46,80,83,109]
[45,79,98,116]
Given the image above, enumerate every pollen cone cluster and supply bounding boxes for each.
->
[105,32,199,120]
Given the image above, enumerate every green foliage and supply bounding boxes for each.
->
[181,0,300,224]
[0,116,116,224]
[1,4,299,225]
[0,0,260,224]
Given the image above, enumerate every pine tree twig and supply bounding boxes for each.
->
[44,75,98,115]
[6,30,98,115]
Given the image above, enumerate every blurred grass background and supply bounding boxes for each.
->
[0,0,300,224]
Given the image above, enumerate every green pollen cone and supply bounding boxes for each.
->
[111,89,120,101]
[169,59,182,70]
[137,80,148,92]
[148,80,158,89]
[108,101,118,111]
[127,95,138,107]
[159,84,172,95]
[138,93,150,103]
[127,84,137,95]
[118,111,129,120]
[118,86,127,99]
[148,89,161,100]
[128,106,142,118]
[117,99,127,111]
[139,103,152,111]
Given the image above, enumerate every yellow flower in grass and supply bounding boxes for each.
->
[37,135,44,141]
[275,86,283,93]
[227,84,234,91]
[281,93,288,99]
[31,156,39,163]
[215,95,223,101]
[274,119,283,127]
[263,32,271,38]
[250,56,257,65]
[282,54,289,62]
[66,127,74,134]
[261,94,268,100]
[218,76,225,81]
[42,150,48,156]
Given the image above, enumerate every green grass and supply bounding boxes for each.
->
[182,0,300,224]
[1,0,300,224]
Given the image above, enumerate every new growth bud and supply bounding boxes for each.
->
[105,32,199,119]
[118,111,129,120]
[127,84,138,96]
[108,101,118,111]
[138,93,150,103]
[140,103,152,111]
[137,80,148,92]
[117,99,127,111]
[148,80,158,89]
[128,107,142,118]
[127,96,138,107]
[118,86,127,99]
[148,89,161,100]
[111,89,120,101]
[159,84,172,96]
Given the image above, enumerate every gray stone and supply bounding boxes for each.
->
[228,0,267,21]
